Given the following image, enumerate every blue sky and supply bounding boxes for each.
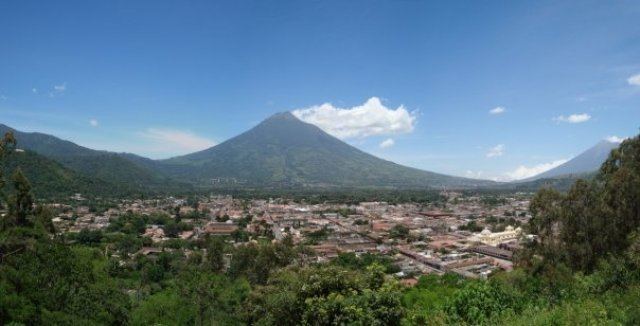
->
[1,0,639,180]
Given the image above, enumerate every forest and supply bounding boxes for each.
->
[1,131,640,325]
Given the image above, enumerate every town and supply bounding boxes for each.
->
[48,190,534,283]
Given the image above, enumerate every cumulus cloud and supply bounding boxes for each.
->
[606,135,627,143]
[379,138,395,149]
[504,159,568,181]
[553,113,591,124]
[489,106,505,115]
[486,144,505,158]
[139,128,216,154]
[89,119,99,127]
[292,97,416,139]
[628,73,640,86]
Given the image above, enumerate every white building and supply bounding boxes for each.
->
[469,226,522,246]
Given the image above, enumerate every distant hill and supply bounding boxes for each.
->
[2,150,115,198]
[525,140,619,181]
[161,112,495,189]
[0,124,188,195]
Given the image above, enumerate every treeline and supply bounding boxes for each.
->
[221,188,446,205]
[524,134,640,272]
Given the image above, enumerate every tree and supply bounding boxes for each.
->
[527,134,640,273]
[163,220,181,237]
[131,289,196,325]
[8,169,34,227]
[242,264,404,325]
[389,224,409,239]
[207,237,226,273]
[77,228,103,246]
[174,268,250,325]
[459,220,483,232]
[444,281,523,324]
[0,131,16,208]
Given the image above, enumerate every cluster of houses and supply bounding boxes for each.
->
[49,191,534,280]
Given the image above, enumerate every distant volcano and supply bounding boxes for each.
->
[159,112,494,189]
[524,140,619,181]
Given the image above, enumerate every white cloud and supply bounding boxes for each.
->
[489,106,505,115]
[504,159,568,181]
[628,73,640,86]
[379,138,395,149]
[553,113,591,124]
[292,97,416,139]
[606,135,627,143]
[465,170,486,179]
[486,144,505,158]
[89,119,99,127]
[139,128,216,154]
[49,82,66,97]
[463,170,506,182]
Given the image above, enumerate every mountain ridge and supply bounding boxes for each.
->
[6,117,619,192]
[0,124,187,194]
[2,114,502,191]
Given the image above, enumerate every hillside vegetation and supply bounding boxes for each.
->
[1,129,640,324]
[0,124,188,196]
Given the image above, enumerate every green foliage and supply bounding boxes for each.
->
[458,220,483,232]
[402,273,465,322]
[528,135,640,272]
[130,290,196,325]
[303,226,331,244]
[227,241,297,285]
[0,235,130,325]
[333,252,400,274]
[0,124,194,198]
[206,236,226,273]
[353,218,369,225]
[242,264,404,325]
[480,195,506,206]
[7,169,34,226]
[1,150,116,199]
[444,281,524,324]
[107,212,148,235]
[389,224,410,239]
[76,228,104,246]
